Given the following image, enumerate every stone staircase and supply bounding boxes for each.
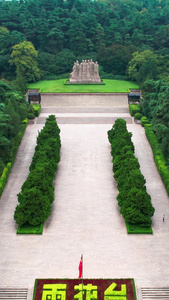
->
[0,288,28,300]
[37,105,133,125]
[141,287,169,299]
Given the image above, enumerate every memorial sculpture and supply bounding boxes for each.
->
[69,59,101,83]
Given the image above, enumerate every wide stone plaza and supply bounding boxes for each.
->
[0,94,169,300]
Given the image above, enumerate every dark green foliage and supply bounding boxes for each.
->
[0,122,27,197]
[141,79,169,161]
[145,124,169,195]
[14,115,61,226]
[108,120,132,153]
[0,158,4,177]
[0,162,12,197]
[13,68,28,94]
[98,44,135,75]
[108,119,134,159]
[137,59,159,86]
[1,0,169,80]
[141,80,166,121]
[14,187,52,226]
[0,80,28,164]
[19,103,29,120]
[134,113,142,120]
[141,116,150,127]
[20,168,54,203]
[117,169,146,192]
[114,157,140,181]
[9,123,27,164]
[108,118,155,227]
[32,104,41,117]
[28,113,35,119]
[29,150,58,176]
[113,149,135,173]
[119,187,155,226]
[27,104,41,118]
[38,50,76,78]
[110,134,134,159]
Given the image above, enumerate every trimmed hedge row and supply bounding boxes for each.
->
[108,118,155,227]
[145,124,169,195]
[33,104,41,117]
[141,116,150,127]
[0,121,28,197]
[129,104,141,116]
[10,122,28,164]
[134,112,142,120]
[14,115,61,226]
[28,104,41,119]
[0,163,12,197]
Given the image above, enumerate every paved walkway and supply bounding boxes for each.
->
[0,94,169,300]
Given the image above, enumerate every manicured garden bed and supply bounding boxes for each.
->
[28,79,139,93]
[33,278,137,300]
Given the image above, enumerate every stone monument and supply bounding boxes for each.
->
[69,59,101,83]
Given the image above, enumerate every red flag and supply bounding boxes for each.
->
[78,255,83,278]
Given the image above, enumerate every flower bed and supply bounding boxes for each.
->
[33,278,137,300]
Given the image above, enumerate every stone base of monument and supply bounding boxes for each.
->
[66,79,104,85]
[67,80,102,84]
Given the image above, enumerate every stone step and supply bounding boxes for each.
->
[0,288,28,300]
[36,116,133,124]
[41,107,129,113]
[142,287,169,299]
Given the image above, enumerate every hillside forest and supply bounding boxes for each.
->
[0,0,169,173]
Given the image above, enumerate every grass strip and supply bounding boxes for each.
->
[32,279,37,300]
[17,223,43,234]
[132,278,137,300]
[126,222,153,234]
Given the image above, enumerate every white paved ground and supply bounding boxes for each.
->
[0,94,169,300]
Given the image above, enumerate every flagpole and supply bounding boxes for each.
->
[82,254,83,300]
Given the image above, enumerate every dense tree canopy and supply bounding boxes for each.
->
[0,80,28,174]
[1,0,169,80]
[141,79,169,161]
[10,41,41,82]
[128,50,158,83]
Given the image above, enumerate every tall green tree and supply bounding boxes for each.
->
[68,18,87,55]
[10,41,41,82]
[128,50,158,82]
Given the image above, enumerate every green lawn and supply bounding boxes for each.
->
[28,79,139,93]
